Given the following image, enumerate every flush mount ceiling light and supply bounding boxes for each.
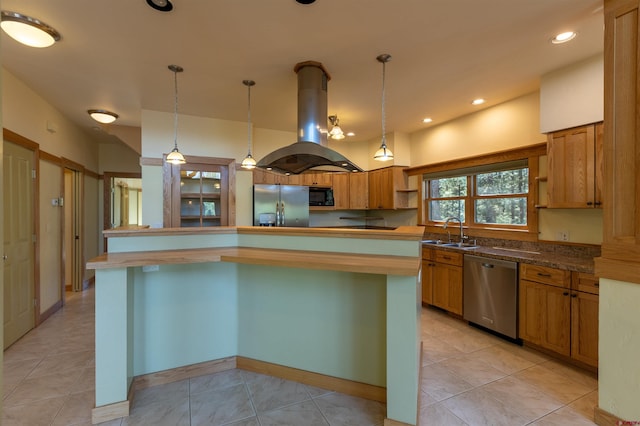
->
[551,31,577,44]
[87,109,118,124]
[296,0,317,4]
[374,53,394,162]
[422,117,433,124]
[241,80,257,170]
[1,11,61,48]
[328,115,345,140]
[146,0,173,12]
[165,64,186,165]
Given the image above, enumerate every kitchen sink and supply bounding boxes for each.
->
[422,240,479,250]
[442,242,479,250]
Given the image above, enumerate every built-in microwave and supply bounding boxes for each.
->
[309,187,334,206]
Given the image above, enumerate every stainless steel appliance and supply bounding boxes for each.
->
[253,184,309,227]
[463,254,519,340]
[309,187,334,206]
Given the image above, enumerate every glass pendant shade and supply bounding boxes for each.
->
[1,11,61,48]
[241,80,257,169]
[374,143,394,161]
[328,115,345,140]
[166,147,186,165]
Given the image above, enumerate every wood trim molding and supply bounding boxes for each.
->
[140,156,163,166]
[594,406,628,426]
[39,150,63,165]
[404,142,547,176]
[384,419,413,426]
[237,356,387,403]
[132,357,237,392]
[595,256,640,285]
[3,128,40,150]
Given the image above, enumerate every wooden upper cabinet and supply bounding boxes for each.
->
[368,166,410,210]
[349,172,369,209]
[547,123,603,208]
[253,169,287,185]
[332,172,350,210]
[595,0,640,283]
[300,172,332,187]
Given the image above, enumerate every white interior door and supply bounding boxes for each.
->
[3,141,35,349]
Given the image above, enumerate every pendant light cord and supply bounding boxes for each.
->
[173,69,179,151]
[381,59,387,147]
[247,82,252,155]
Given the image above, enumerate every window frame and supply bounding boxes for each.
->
[405,143,545,241]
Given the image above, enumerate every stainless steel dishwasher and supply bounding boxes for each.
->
[463,254,518,340]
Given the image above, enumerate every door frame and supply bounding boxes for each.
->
[103,171,141,251]
[62,158,85,293]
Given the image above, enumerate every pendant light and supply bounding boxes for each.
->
[374,54,394,161]
[166,64,186,165]
[328,115,345,140]
[241,80,257,169]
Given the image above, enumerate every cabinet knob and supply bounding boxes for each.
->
[571,293,578,298]
[586,201,593,206]
[563,292,569,296]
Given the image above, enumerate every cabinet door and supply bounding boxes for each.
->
[369,168,394,209]
[547,125,598,208]
[518,279,545,345]
[163,157,233,227]
[432,262,462,315]
[332,173,350,210]
[571,291,599,367]
[301,172,332,187]
[421,260,434,305]
[349,172,369,209]
[541,284,571,356]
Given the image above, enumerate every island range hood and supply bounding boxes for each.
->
[256,61,363,174]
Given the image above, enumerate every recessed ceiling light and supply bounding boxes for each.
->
[0,11,61,48]
[88,109,119,124]
[146,0,173,12]
[471,98,485,106]
[346,132,355,137]
[551,31,577,44]
[422,118,433,123]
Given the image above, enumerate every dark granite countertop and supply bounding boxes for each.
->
[422,237,599,274]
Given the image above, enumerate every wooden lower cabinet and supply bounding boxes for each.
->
[426,250,463,315]
[571,290,599,367]
[518,265,598,367]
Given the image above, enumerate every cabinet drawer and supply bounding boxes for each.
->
[434,250,463,266]
[520,264,570,288]
[422,247,434,261]
[572,272,600,295]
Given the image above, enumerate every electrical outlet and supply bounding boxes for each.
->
[142,265,160,272]
[557,231,569,241]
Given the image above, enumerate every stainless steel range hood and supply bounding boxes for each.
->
[256,61,363,174]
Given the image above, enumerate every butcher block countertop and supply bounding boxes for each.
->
[89,225,425,276]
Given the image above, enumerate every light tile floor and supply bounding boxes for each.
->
[2,285,598,425]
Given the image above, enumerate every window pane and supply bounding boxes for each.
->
[476,168,528,195]
[429,200,465,222]
[475,198,527,225]
[430,176,467,198]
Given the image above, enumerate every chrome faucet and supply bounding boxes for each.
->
[444,216,465,242]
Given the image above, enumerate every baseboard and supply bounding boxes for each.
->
[132,356,237,391]
[38,300,62,325]
[91,385,133,425]
[594,406,633,425]
[236,356,387,403]
[83,275,95,290]
[384,419,413,426]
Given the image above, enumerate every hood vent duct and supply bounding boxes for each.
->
[256,61,362,174]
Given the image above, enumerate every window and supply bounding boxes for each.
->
[424,161,529,229]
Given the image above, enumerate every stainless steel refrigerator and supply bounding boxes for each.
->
[253,184,309,227]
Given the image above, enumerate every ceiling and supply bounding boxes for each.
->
[1,0,604,148]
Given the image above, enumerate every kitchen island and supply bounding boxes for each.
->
[87,226,424,425]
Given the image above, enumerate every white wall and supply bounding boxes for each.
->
[410,92,545,165]
[39,160,63,310]
[540,54,604,133]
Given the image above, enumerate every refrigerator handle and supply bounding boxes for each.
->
[275,202,280,226]
[280,202,285,226]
